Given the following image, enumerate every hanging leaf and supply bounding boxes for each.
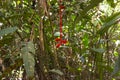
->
[91,48,105,53]
[21,41,35,78]
[0,27,18,36]
[112,55,120,75]
[98,12,120,35]
[49,69,64,76]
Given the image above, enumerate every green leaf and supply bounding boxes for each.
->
[21,41,35,78]
[107,0,115,8]
[113,55,120,75]
[75,0,104,23]
[49,69,64,76]
[82,33,89,48]
[0,27,18,36]
[98,12,120,35]
[91,48,105,53]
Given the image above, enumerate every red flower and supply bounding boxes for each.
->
[62,40,67,44]
[55,38,61,42]
[60,5,65,9]
[56,43,61,48]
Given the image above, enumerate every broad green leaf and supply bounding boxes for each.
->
[113,55,120,75]
[98,12,120,35]
[49,69,63,76]
[0,27,18,36]
[21,41,35,78]
[91,48,105,53]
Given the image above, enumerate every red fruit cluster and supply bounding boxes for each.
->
[60,5,65,9]
[55,38,67,48]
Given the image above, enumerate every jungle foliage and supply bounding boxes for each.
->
[0,0,120,80]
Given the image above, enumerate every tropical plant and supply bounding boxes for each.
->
[0,0,120,80]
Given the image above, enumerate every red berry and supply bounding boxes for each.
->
[56,43,61,48]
